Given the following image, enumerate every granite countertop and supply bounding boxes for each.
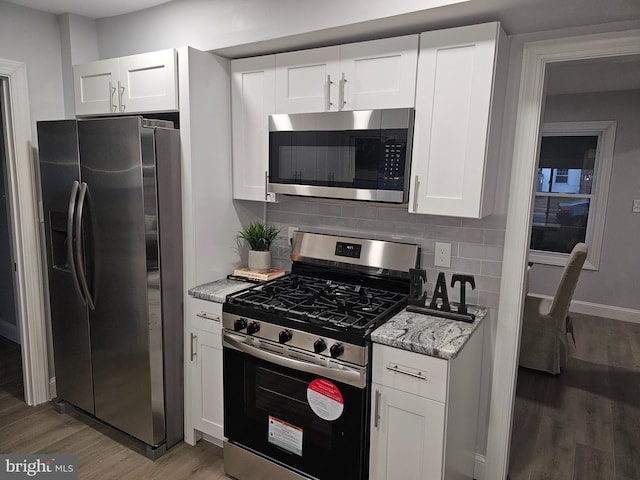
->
[371,305,488,360]
[188,278,254,303]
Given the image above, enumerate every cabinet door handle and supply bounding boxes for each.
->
[196,312,220,322]
[109,81,117,112]
[118,80,125,112]
[412,175,420,212]
[325,74,333,111]
[190,333,197,361]
[386,364,428,381]
[339,73,346,109]
[264,170,269,201]
[374,389,381,428]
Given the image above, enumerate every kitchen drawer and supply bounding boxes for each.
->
[190,297,222,334]
[372,343,448,403]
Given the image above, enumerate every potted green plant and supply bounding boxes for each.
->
[237,221,280,270]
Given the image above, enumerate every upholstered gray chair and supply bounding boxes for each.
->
[518,242,587,374]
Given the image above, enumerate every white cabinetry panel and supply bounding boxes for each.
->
[73,49,177,116]
[340,35,418,110]
[73,58,120,115]
[409,22,507,218]
[231,55,277,202]
[275,36,418,113]
[275,46,340,113]
[369,384,445,480]
[188,298,224,443]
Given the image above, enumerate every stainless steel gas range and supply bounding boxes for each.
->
[222,231,420,480]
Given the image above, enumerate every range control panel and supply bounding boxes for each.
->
[335,242,362,259]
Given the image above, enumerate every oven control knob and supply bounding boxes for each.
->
[246,321,261,335]
[313,338,327,354]
[279,329,293,344]
[329,342,344,359]
[233,318,247,331]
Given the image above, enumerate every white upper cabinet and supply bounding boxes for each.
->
[275,35,418,113]
[231,55,278,202]
[74,49,178,116]
[339,35,418,111]
[275,46,340,113]
[409,22,507,218]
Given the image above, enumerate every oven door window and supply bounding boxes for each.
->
[224,347,367,479]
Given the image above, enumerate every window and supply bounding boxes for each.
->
[554,168,569,183]
[529,121,616,270]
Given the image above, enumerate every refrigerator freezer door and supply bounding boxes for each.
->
[37,120,94,414]
[78,117,164,447]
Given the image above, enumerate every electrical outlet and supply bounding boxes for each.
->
[633,199,640,213]
[288,226,299,245]
[434,242,451,268]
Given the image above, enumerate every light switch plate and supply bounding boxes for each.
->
[434,242,451,268]
[633,199,640,213]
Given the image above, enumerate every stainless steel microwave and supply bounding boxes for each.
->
[268,108,414,203]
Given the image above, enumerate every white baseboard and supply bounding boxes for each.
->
[0,317,19,343]
[474,453,486,480]
[529,294,640,324]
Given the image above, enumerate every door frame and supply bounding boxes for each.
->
[484,28,640,479]
[0,58,49,406]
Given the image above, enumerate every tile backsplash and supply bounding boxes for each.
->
[267,196,506,309]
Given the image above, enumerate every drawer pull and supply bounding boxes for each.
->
[386,364,427,381]
[196,312,220,322]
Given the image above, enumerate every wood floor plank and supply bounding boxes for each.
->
[573,443,615,480]
[528,415,576,480]
[510,314,640,480]
[0,340,226,479]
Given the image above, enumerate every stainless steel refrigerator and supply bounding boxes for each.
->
[37,116,183,458]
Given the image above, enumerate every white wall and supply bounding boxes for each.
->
[529,90,640,311]
[0,1,65,130]
[95,0,465,58]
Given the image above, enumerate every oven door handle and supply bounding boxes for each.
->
[223,333,365,388]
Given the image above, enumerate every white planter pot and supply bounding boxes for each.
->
[248,250,271,271]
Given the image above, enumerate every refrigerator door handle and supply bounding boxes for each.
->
[67,181,87,305]
[75,182,96,310]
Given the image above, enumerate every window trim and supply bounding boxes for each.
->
[529,120,616,270]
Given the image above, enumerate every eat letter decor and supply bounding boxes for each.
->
[406,271,476,323]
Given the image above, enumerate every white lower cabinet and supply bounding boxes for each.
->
[187,298,224,443]
[369,324,484,480]
[369,384,445,479]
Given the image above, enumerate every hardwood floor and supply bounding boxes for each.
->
[0,336,228,479]
[509,313,640,480]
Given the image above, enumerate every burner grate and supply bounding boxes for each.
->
[228,274,407,332]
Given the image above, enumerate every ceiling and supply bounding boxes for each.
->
[4,0,173,18]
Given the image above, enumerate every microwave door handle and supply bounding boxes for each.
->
[223,332,364,387]
[67,181,87,305]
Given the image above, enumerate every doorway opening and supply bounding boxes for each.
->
[0,59,50,407]
[485,28,640,480]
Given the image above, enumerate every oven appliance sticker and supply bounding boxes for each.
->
[307,378,344,421]
[268,416,303,456]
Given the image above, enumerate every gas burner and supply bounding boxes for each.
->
[227,273,408,332]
